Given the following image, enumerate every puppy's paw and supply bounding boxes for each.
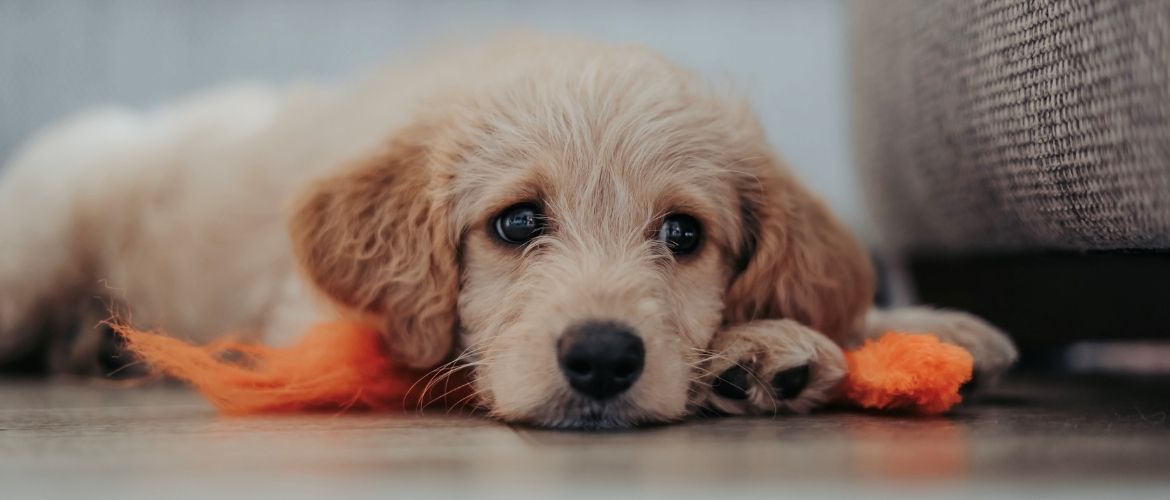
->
[700,319,846,415]
[867,307,1018,386]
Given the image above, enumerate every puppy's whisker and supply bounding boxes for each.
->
[404,342,490,408]
[685,364,718,381]
[420,363,485,410]
[447,386,487,415]
[414,359,486,412]
[429,379,478,411]
[405,360,460,406]
[686,349,773,405]
[685,347,731,368]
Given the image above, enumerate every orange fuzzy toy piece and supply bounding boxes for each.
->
[115,322,426,414]
[841,332,974,415]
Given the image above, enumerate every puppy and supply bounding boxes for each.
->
[0,36,1016,428]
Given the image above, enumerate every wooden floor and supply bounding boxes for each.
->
[1,374,1167,499]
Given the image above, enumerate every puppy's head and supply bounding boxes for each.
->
[291,43,872,428]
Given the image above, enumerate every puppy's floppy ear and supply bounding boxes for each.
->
[723,154,875,343]
[289,126,458,369]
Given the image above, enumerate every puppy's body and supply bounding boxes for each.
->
[1,39,532,353]
[0,37,1016,427]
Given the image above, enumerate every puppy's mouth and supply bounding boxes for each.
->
[525,394,648,430]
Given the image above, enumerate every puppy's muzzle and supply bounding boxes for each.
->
[556,321,644,400]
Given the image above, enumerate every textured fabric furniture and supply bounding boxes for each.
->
[850,0,1170,254]
[849,0,1170,347]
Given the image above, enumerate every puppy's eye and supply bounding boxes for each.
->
[658,214,701,255]
[494,203,545,245]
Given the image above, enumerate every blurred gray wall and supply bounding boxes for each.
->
[0,0,865,234]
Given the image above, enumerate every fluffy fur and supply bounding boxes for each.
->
[0,36,1017,427]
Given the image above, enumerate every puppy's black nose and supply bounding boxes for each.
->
[557,321,645,400]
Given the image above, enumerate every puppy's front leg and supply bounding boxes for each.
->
[698,320,847,415]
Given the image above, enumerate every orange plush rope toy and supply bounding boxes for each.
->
[841,332,973,414]
[113,322,429,414]
[117,323,973,416]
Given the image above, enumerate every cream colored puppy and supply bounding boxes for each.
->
[0,37,1016,428]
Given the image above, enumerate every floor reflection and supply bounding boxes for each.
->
[845,416,968,481]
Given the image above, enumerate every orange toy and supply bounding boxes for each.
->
[117,323,973,416]
[840,332,974,415]
[114,322,426,414]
